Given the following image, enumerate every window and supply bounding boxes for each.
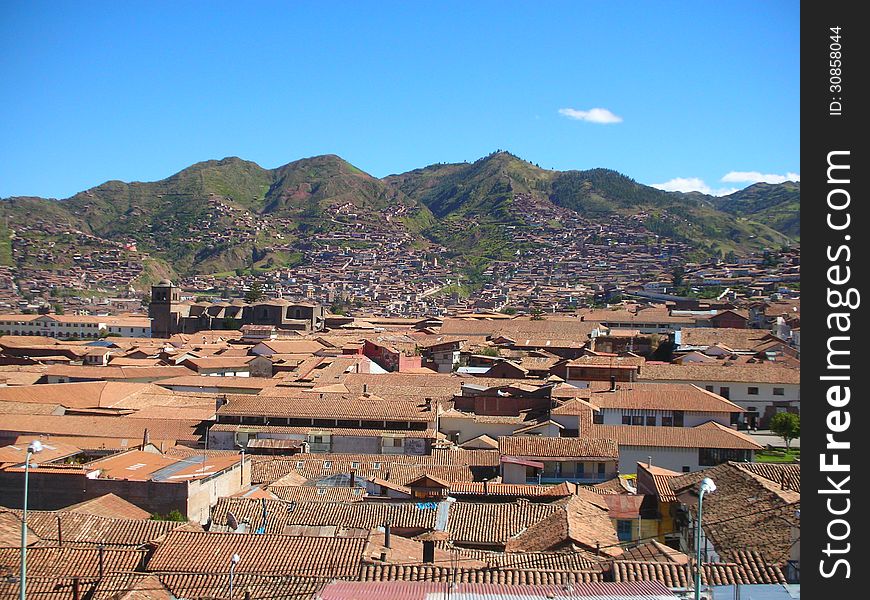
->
[597,462,606,476]
[631,415,644,425]
[617,520,633,542]
[682,466,691,473]
[296,461,304,468]
[593,413,604,424]
[576,463,585,478]
[661,415,674,427]
[646,415,656,426]
[719,387,730,399]
[622,415,632,425]
[372,462,381,470]
[323,461,333,469]
[748,387,759,395]
[705,385,714,392]
[673,411,684,427]
[351,461,360,469]
[773,387,785,396]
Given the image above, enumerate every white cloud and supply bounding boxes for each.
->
[651,177,711,194]
[721,171,800,184]
[558,107,623,124]
[650,177,741,197]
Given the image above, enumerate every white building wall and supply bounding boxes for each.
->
[618,445,700,474]
[438,416,517,444]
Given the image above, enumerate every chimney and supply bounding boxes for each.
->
[349,470,355,488]
[363,383,369,394]
[425,397,432,411]
[98,545,105,579]
[142,428,150,447]
[422,540,435,563]
[483,478,489,495]
[57,515,62,547]
[648,456,652,468]
[384,523,391,548]
[72,578,80,600]
[610,375,617,391]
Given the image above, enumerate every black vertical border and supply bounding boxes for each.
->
[801,2,866,596]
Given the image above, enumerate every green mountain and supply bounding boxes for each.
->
[385,151,795,263]
[709,181,800,240]
[1,155,434,278]
[1,151,799,281]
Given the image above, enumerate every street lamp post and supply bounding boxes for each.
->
[20,440,43,600]
[694,477,716,600]
[228,553,240,597]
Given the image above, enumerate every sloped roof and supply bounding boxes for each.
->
[145,530,367,578]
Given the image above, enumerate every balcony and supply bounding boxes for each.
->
[307,442,332,453]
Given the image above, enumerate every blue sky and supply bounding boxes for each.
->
[0,1,799,199]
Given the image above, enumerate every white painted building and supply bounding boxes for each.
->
[0,314,151,339]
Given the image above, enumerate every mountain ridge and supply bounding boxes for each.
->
[1,151,799,280]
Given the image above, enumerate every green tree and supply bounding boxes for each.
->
[150,509,186,522]
[768,412,800,450]
[244,282,264,303]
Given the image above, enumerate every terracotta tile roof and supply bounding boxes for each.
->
[583,422,762,450]
[0,400,60,415]
[582,478,635,496]
[146,530,367,578]
[447,481,574,498]
[211,423,436,440]
[584,383,744,413]
[617,540,688,564]
[156,375,281,390]
[498,436,619,459]
[446,502,560,546]
[613,553,786,586]
[254,340,327,354]
[211,497,295,533]
[0,546,146,577]
[95,573,327,600]
[0,414,202,443]
[220,392,435,422]
[635,463,680,502]
[386,464,479,486]
[355,564,606,584]
[87,574,173,600]
[568,355,646,368]
[0,577,99,600]
[270,486,366,503]
[438,317,600,343]
[286,501,441,531]
[678,328,773,351]
[0,511,39,547]
[62,493,152,520]
[9,510,184,547]
[427,448,501,467]
[0,439,83,466]
[503,496,621,556]
[43,365,195,380]
[0,381,159,410]
[182,356,256,370]
[669,462,800,564]
[734,462,801,493]
[639,362,800,385]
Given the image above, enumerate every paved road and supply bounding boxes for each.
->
[747,429,800,449]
